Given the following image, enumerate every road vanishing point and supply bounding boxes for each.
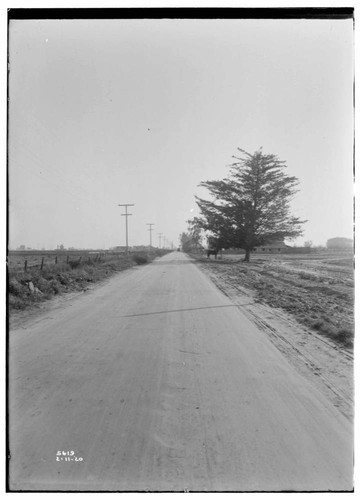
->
[9,251,353,491]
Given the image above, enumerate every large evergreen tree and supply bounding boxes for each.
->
[193,147,306,261]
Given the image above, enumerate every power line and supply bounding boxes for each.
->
[147,223,154,247]
[118,204,135,253]
[158,233,163,249]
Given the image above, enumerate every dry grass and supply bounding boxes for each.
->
[7,250,169,313]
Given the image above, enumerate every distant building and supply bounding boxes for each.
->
[110,246,128,252]
[132,245,149,252]
[253,240,292,253]
[326,237,353,250]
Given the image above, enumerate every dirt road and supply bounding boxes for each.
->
[9,252,353,491]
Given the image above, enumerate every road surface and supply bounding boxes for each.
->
[9,251,353,491]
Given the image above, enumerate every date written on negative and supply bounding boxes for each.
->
[56,451,83,462]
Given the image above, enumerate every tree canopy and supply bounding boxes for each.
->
[191,147,306,261]
[179,223,203,253]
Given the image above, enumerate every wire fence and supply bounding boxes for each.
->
[7,251,127,272]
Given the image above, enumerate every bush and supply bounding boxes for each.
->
[132,254,148,265]
[312,319,325,331]
[8,278,23,296]
[76,269,89,279]
[57,273,70,285]
[335,328,353,347]
[8,294,26,309]
[69,260,80,269]
[33,276,52,293]
[49,279,61,294]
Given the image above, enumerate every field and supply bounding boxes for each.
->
[193,251,354,349]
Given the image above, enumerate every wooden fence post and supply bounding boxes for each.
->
[24,259,27,272]
[55,256,58,265]
[41,257,44,270]
[79,256,82,265]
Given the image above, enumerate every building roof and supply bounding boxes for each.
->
[257,240,290,248]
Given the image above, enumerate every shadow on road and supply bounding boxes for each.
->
[151,259,196,266]
[121,303,254,318]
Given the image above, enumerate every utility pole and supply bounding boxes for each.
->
[147,223,154,247]
[118,204,134,253]
[158,233,163,249]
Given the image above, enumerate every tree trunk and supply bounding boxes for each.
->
[244,248,251,262]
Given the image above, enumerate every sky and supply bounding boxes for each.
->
[8,15,354,250]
